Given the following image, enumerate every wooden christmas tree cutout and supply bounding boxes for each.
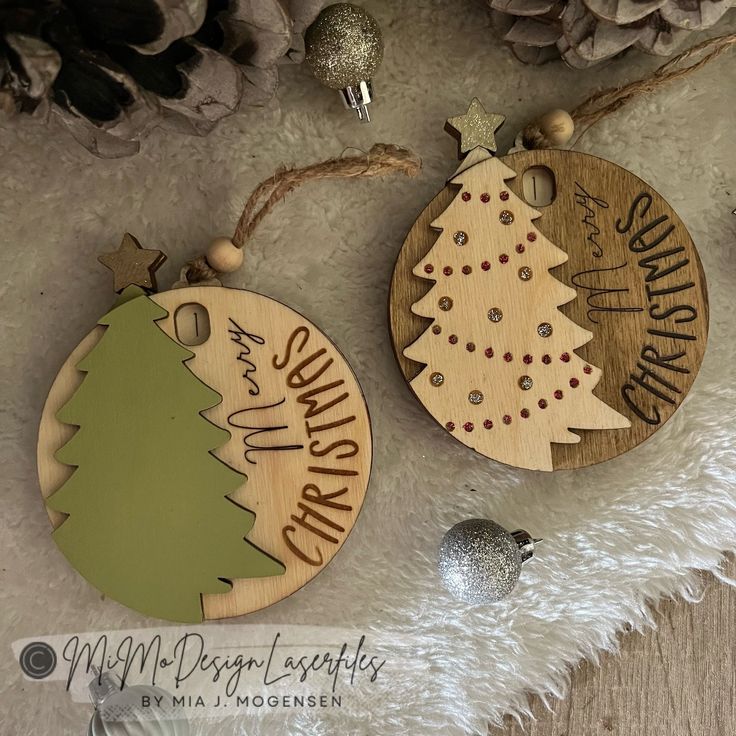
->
[403,150,630,471]
[47,286,284,622]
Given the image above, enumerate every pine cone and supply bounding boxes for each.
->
[488,0,735,68]
[0,0,325,157]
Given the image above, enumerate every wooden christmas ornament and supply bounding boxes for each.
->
[38,284,372,621]
[37,146,419,622]
[389,103,708,471]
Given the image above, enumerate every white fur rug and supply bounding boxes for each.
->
[1,2,735,734]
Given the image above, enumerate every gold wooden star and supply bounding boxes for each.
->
[98,233,166,293]
[446,98,505,155]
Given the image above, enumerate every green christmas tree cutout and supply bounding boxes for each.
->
[48,286,284,622]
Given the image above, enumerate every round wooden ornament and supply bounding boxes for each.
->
[389,142,708,471]
[36,146,420,624]
[38,283,372,622]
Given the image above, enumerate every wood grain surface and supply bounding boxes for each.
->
[38,286,372,620]
[492,558,736,736]
[390,149,709,471]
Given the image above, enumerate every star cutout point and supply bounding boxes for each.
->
[98,233,166,293]
[446,98,505,156]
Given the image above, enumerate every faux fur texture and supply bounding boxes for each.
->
[1,2,735,734]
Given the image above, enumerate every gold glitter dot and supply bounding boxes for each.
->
[439,296,453,311]
[430,372,445,387]
[488,307,503,323]
[518,266,533,281]
[518,375,533,391]
[537,322,553,337]
[468,390,484,405]
[499,210,514,225]
[453,231,468,246]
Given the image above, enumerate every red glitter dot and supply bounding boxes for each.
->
[443,266,453,276]
[499,254,509,264]
[583,364,593,374]
[560,352,570,362]
[538,399,548,409]
[480,192,490,203]
[466,342,476,352]
[448,334,458,345]
[527,232,537,242]
[523,354,533,364]
[484,347,494,358]
[483,419,493,429]
[446,421,455,431]
[503,352,513,362]
[503,414,512,425]
[520,408,530,419]
[542,354,552,365]
[500,191,510,201]
[462,265,472,275]
[554,390,563,400]
[515,243,525,254]
[481,260,491,271]
[570,377,580,388]
[424,264,434,274]
[463,422,474,432]
[461,192,471,202]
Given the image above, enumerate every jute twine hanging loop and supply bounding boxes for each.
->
[180,143,421,286]
[521,31,736,150]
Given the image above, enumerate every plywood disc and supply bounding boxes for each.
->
[38,286,372,619]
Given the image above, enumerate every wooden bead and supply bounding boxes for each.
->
[537,109,574,147]
[205,237,243,273]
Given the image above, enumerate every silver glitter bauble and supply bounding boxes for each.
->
[438,519,538,604]
[305,3,383,122]
[87,666,190,735]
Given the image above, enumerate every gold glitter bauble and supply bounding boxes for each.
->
[305,4,384,90]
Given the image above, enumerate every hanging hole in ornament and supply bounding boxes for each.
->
[174,303,211,346]
[521,166,556,207]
